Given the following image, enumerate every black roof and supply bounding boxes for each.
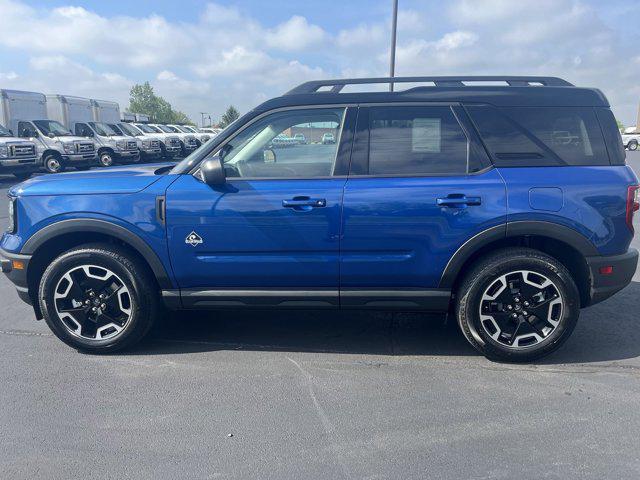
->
[253,76,608,113]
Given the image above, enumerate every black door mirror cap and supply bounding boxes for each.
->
[199,157,226,186]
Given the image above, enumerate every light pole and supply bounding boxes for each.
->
[199,112,209,128]
[389,0,398,91]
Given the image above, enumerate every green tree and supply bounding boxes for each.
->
[616,118,625,132]
[128,82,194,124]
[219,105,240,128]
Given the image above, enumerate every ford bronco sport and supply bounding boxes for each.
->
[1,76,638,361]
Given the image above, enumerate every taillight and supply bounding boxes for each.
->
[626,185,640,233]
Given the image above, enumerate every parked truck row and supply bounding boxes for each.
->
[0,89,218,178]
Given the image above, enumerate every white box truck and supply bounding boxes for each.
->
[47,95,139,167]
[92,101,162,162]
[0,89,96,173]
[0,92,39,179]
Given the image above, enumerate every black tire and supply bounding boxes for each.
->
[98,150,114,167]
[455,247,580,362]
[38,243,159,353]
[628,141,638,151]
[43,153,65,174]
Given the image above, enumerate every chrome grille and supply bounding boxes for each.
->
[126,141,137,150]
[169,138,180,147]
[9,144,36,157]
[77,142,94,153]
[151,140,160,148]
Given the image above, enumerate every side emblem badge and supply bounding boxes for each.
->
[185,231,203,247]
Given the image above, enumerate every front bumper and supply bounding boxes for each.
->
[0,157,39,172]
[0,247,32,305]
[62,153,96,164]
[585,248,638,306]
[113,150,140,162]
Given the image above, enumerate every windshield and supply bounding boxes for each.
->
[0,124,12,137]
[34,120,72,136]
[155,125,174,133]
[89,122,117,136]
[108,124,125,135]
[179,126,195,133]
[119,123,141,136]
[136,124,159,133]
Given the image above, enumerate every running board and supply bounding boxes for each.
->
[161,288,452,311]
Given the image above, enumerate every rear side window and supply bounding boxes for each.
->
[467,105,609,166]
[368,106,468,175]
[595,107,625,165]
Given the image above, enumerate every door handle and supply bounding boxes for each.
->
[282,196,327,211]
[436,195,482,207]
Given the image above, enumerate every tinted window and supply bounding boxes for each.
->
[368,106,468,175]
[216,108,345,178]
[18,122,36,138]
[468,105,609,166]
[595,107,625,165]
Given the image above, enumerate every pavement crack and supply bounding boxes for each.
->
[286,356,351,479]
[0,329,52,337]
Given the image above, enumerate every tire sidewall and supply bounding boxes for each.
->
[39,249,149,351]
[461,254,579,361]
[629,141,638,151]
[99,151,114,167]
[44,154,64,174]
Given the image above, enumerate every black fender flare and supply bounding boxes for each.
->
[438,221,598,289]
[21,218,173,289]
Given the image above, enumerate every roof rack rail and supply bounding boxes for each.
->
[286,76,574,95]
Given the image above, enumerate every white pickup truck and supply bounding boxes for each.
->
[622,127,640,151]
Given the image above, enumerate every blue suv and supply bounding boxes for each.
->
[1,76,638,361]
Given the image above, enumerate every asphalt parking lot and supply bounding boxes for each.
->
[1,156,640,480]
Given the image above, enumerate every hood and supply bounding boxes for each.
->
[9,164,174,197]
[53,136,94,143]
[0,137,34,146]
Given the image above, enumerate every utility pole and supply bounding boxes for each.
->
[389,0,398,91]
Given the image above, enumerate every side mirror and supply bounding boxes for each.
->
[263,149,276,163]
[47,132,55,139]
[199,157,226,186]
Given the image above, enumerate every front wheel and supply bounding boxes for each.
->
[456,247,579,362]
[38,244,159,353]
[628,141,638,151]
[43,154,65,174]
[98,151,114,167]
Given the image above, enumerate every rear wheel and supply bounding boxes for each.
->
[43,154,65,174]
[456,247,579,362]
[38,244,159,353]
[628,140,638,151]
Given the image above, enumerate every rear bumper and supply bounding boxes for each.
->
[0,247,32,305]
[585,248,638,306]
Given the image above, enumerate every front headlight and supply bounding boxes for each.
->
[0,145,7,158]
[115,141,126,150]
[63,143,75,154]
[7,198,16,233]
[141,140,150,149]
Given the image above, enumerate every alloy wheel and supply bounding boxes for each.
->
[99,152,113,167]
[479,270,563,349]
[53,265,133,340]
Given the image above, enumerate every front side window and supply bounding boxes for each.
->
[368,106,469,175]
[18,121,37,138]
[136,124,158,134]
[155,125,173,133]
[216,107,345,179]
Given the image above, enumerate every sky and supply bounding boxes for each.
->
[0,0,639,126]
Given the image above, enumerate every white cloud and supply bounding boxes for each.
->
[266,16,326,51]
